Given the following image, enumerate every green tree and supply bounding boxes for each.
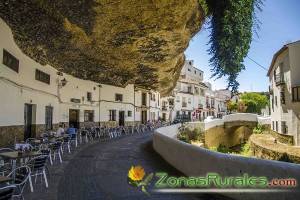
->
[240,92,268,114]
[227,101,238,113]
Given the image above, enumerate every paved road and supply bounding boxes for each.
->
[25,132,231,200]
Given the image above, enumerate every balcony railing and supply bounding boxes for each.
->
[180,90,193,94]
[275,74,285,86]
[269,86,273,95]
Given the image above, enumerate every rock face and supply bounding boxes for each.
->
[0,0,204,95]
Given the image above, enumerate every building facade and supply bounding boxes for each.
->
[0,18,158,146]
[0,18,229,147]
[267,40,300,145]
[160,60,230,122]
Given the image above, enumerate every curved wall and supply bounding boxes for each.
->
[153,123,300,200]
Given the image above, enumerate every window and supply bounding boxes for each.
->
[271,97,274,111]
[292,86,300,102]
[280,88,285,104]
[45,106,53,130]
[115,93,123,102]
[142,93,147,106]
[35,69,50,84]
[281,121,288,134]
[194,70,196,74]
[275,96,277,106]
[84,110,94,122]
[87,92,92,101]
[188,68,191,72]
[176,96,180,102]
[3,49,19,73]
[275,121,278,132]
[176,111,180,116]
[272,121,274,130]
[128,111,132,117]
[195,87,199,95]
[109,110,116,121]
[150,93,156,101]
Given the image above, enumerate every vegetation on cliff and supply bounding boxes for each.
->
[203,0,263,92]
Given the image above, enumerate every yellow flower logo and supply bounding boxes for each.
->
[128,166,145,181]
[127,165,153,195]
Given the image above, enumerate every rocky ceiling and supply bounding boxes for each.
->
[0,0,204,95]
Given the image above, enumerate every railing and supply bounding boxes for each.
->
[179,90,193,94]
[275,74,285,86]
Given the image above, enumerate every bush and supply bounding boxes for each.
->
[217,144,230,153]
[240,142,251,156]
[278,153,293,163]
[177,127,204,143]
[253,123,264,134]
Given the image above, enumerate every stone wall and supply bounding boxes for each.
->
[204,121,256,148]
[153,123,300,200]
[0,123,59,147]
[269,130,294,145]
[0,125,24,147]
[250,134,300,163]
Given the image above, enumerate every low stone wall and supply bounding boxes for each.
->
[250,134,300,163]
[0,125,24,147]
[0,124,60,147]
[269,130,294,145]
[153,124,300,200]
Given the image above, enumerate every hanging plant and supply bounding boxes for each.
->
[200,0,263,92]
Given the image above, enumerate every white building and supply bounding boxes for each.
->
[267,40,300,145]
[0,18,159,146]
[160,60,229,122]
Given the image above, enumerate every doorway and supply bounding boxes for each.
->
[24,104,36,140]
[69,109,80,129]
[141,110,147,124]
[162,113,166,121]
[119,111,125,126]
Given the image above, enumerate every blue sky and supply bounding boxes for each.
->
[185,0,300,92]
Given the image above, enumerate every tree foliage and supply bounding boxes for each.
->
[203,0,263,92]
[240,92,268,114]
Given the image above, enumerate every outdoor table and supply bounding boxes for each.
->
[15,143,31,151]
[0,151,41,192]
[0,176,11,184]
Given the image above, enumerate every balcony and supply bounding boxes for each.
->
[206,103,210,109]
[269,86,273,95]
[182,102,187,107]
[275,74,285,86]
[179,90,193,95]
